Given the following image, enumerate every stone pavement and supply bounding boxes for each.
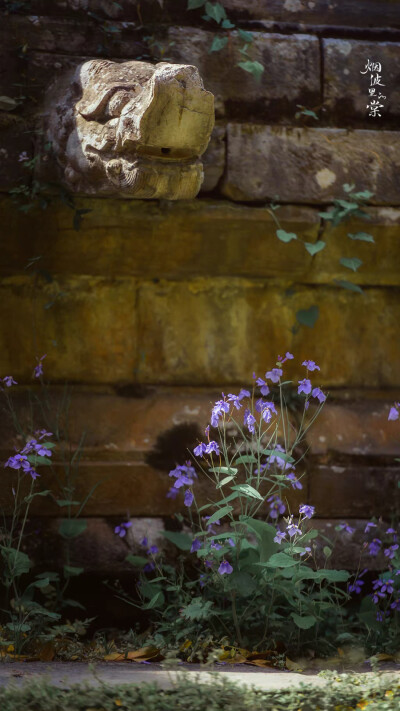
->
[0,661,399,692]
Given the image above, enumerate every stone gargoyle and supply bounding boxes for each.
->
[44,60,214,200]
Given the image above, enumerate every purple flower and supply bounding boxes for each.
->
[140,537,148,547]
[302,360,320,371]
[244,408,256,434]
[376,611,386,622]
[338,522,355,535]
[184,489,194,507]
[299,504,315,519]
[311,387,326,404]
[114,521,132,537]
[147,545,159,555]
[206,441,220,456]
[18,151,29,162]
[33,354,46,379]
[287,520,301,538]
[228,538,235,547]
[256,377,270,396]
[211,399,230,427]
[274,530,286,544]
[368,538,382,556]
[144,561,155,573]
[169,463,197,489]
[22,439,52,457]
[298,378,312,396]
[390,599,400,611]
[28,469,40,480]
[255,400,277,423]
[267,495,286,519]
[166,486,179,499]
[5,454,31,471]
[2,376,17,387]
[199,574,206,588]
[372,579,394,603]
[349,579,364,594]
[205,425,210,436]
[299,547,312,557]
[265,368,282,384]
[286,472,302,490]
[388,405,399,421]
[364,522,377,534]
[227,389,250,410]
[211,540,222,550]
[194,442,207,457]
[384,544,399,560]
[35,429,53,440]
[191,538,201,553]
[387,528,397,535]
[205,559,213,569]
[278,352,294,363]
[218,560,233,575]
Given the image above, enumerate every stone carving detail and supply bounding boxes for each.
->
[45,60,214,200]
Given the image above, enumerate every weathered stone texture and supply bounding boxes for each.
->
[323,39,400,125]
[222,125,400,204]
[0,198,318,279]
[167,28,320,119]
[1,277,400,386]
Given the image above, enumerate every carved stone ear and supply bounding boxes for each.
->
[45,58,215,200]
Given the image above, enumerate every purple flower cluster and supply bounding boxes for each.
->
[33,354,46,379]
[388,402,400,421]
[114,521,132,537]
[372,578,394,604]
[4,436,53,481]
[299,504,315,519]
[168,461,197,507]
[2,376,17,388]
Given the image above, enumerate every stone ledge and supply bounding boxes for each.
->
[222,125,400,204]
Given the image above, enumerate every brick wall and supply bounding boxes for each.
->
[1,0,400,575]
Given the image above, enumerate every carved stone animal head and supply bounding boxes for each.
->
[45,60,214,199]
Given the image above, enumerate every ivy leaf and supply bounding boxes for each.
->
[63,565,84,577]
[238,28,253,42]
[296,305,319,328]
[334,279,363,294]
[276,229,297,243]
[347,232,374,243]
[209,35,228,53]
[305,240,326,255]
[187,0,206,8]
[343,183,356,193]
[221,18,235,28]
[340,257,363,272]
[205,1,226,23]
[350,189,374,200]
[295,105,319,120]
[237,60,264,81]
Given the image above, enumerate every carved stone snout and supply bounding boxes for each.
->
[45,60,215,200]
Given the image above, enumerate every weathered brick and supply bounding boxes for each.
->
[0,197,318,278]
[167,28,320,120]
[309,462,400,517]
[306,399,400,456]
[1,277,400,386]
[323,39,400,126]
[201,125,226,192]
[222,125,400,204]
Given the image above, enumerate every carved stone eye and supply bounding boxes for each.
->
[107,90,133,117]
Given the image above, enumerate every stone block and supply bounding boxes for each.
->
[312,207,400,286]
[0,197,318,279]
[306,399,400,456]
[309,462,400,517]
[222,125,400,204]
[220,0,400,29]
[167,28,320,120]
[0,277,400,386]
[201,125,226,192]
[323,39,400,126]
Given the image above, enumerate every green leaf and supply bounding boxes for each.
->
[205,1,226,23]
[347,231,374,243]
[334,279,363,294]
[221,18,235,28]
[187,0,206,7]
[238,28,253,42]
[233,454,258,465]
[126,554,149,568]
[229,571,256,596]
[217,475,235,488]
[41,442,56,449]
[276,229,297,243]
[1,547,31,577]
[209,466,238,475]
[31,577,50,588]
[231,484,263,500]
[142,591,164,610]
[305,240,326,256]
[180,598,214,620]
[261,449,294,463]
[209,35,228,53]
[318,210,334,220]
[340,257,363,272]
[23,489,51,503]
[237,60,264,81]
[264,552,297,568]
[350,190,374,200]
[314,569,349,583]
[296,305,319,328]
[323,546,332,558]
[58,519,87,539]
[198,491,239,512]
[240,517,278,563]
[56,500,80,507]
[207,506,233,525]
[343,183,355,193]
[26,454,52,466]
[291,613,317,629]
[161,531,192,551]
[64,565,84,577]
